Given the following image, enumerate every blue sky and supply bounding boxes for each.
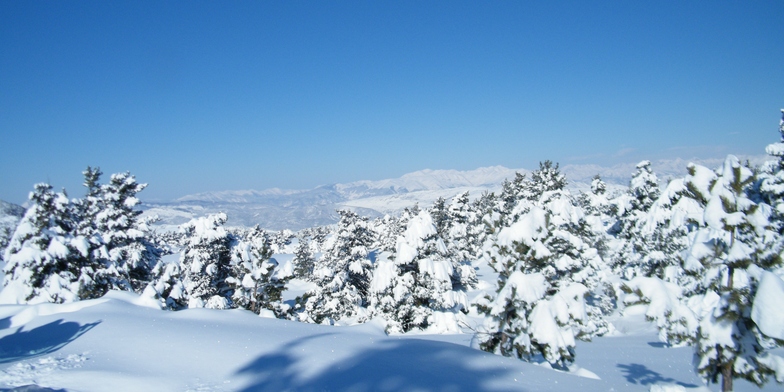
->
[1,1,782,204]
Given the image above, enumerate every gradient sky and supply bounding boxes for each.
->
[1,1,783,204]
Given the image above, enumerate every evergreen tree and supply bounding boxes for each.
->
[76,169,156,297]
[429,197,450,236]
[759,109,784,265]
[476,185,606,368]
[496,172,527,226]
[629,160,661,212]
[149,214,234,309]
[229,226,289,316]
[522,160,567,202]
[428,192,479,290]
[2,184,87,304]
[303,210,376,324]
[577,174,614,261]
[373,214,403,253]
[475,203,591,368]
[685,156,782,391]
[369,210,469,334]
[444,192,480,289]
[292,237,316,280]
[611,160,662,278]
[3,168,157,304]
[634,156,784,392]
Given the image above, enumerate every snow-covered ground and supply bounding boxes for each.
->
[0,256,782,392]
[0,292,780,392]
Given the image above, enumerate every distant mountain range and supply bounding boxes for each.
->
[0,200,25,255]
[141,155,769,231]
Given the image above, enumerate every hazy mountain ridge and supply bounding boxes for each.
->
[0,200,25,255]
[142,155,769,231]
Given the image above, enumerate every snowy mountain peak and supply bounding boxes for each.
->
[144,156,772,230]
[337,165,523,194]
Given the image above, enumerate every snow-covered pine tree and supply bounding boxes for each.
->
[76,169,157,297]
[303,210,376,324]
[475,203,591,368]
[372,214,403,253]
[171,213,233,309]
[445,192,480,289]
[611,160,662,279]
[369,210,469,334]
[476,179,607,367]
[429,197,450,236]
[229,226,289,316]
[2,184,88,304]
[759,109,784,262]
[632,156,784,391]
[427,192,478,290]
[495,172,527,227]
[271,229,295,254]
[629,160,661,212]
[633,177,703,287]
[522,160,567,202]
[98,172,157,290]
[579,175,612,218]
[292,237,315,280]
[577,174,615,263]
[686,156,783,391]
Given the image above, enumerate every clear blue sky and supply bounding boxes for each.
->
[1,1,782,204]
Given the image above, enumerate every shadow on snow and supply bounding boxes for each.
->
[617,363,698,388]
[0,319,100,364]
[237,335,529,392]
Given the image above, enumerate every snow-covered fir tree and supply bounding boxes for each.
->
[611,160,663,279]
[632,176,704,287]
[301,210,376,324]
[445,192,482,284]
[372,214,402,253]
[76,168,158,297]
[369,210,470,334]
[291,237,316,280]
[759,109,784,261]
[270,229,295,253]
[629,160,661,212]
[577,174,615,266]
[427,192,479,290]
[228,226,290,316]
[686,156,782,391]
[579,175,613,218]
[2,184,87,304]
[476,171,608,368]
[148,213,234,309]
[522,160,567,202]
[429,197,450,236]
[628,154,784,391]
[476,204,591,368]
[495,172,527,227]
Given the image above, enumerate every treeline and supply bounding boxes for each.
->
[4,112,784,391]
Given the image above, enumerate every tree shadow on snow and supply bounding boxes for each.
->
[0,319,100,364]
[617,363,697,388]
[0,317,11,331]
[237,335,529,392]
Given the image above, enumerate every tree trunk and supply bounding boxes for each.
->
[722,231,735,392]
[722,362,733,392]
